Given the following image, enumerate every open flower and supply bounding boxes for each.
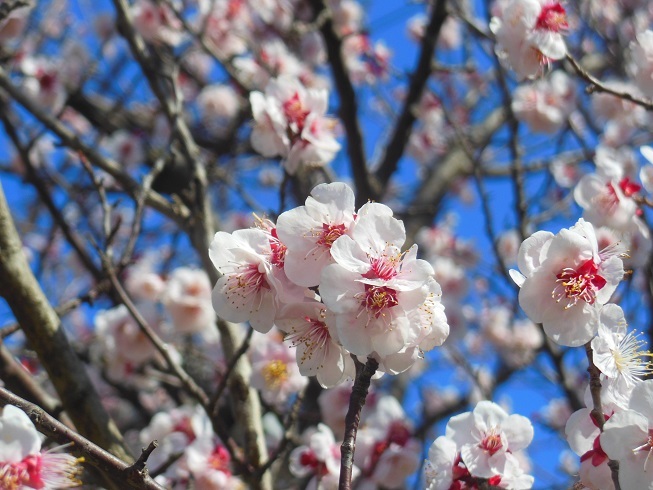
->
[0,405,82,489]
[601,380,653,490]
[511,219,624,346]
[490,0,569,79]
[445,401,534,480]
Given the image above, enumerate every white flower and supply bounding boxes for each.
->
[490,0,568,79]
[0,405,82,489]
[629,30,653,98]
[275,182,357,287]
[445,401,534,479]
[592,304,653,399]
[249,330,308,408]
[601,380,653,490]
[209,228,302,332]
[289,424,351,488]
[320,213,447,361]
[162,267,216,334]
[424,436,457,490]
[511,218,624,346]
[275,300,353,388]
[249,76,340,174]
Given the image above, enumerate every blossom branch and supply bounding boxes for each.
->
[0,387,165,490]
[339,356,379,490]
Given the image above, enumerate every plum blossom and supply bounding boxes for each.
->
[512,70,575,133]
[102,130,145,170]
[289,423,352,489]
[197,0,251,58]
[629,30,653,98]
[275,182,358,287]
[249,330,308,408]
[249,76,340,174]
[490,0,569,79]
[445,401,534,484]
[209,227,303,332]
[591,304,653,402]
[601,379,653,490]
[320,212,448,363]
[196,84,241,129]
[565,395,620,490]
[355,396,421,489]
[511,218,624,346]
[574,167,643,233]
[131,0,183,46]
[94,304,162,379]
[0,405,82,489]
[275,300,353,388]
[162,267,216,334]
[342,35,392,85]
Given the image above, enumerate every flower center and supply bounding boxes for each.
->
[316,223,346,248]
[208,445,231,474]
[262,359,288,387]
[553,259,607,308]
[535,3,568,32]
[359,284,399,318]
[362,255,398,281]
[269,228,287,268]
[479,429,503,456]
[227,263,269,296]
[286,314,330,365]
[611,332,653,383]
[619,177,642,197]
[283,92,310,132]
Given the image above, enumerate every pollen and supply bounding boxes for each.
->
[552,259,606,308]
[262,359,289,387]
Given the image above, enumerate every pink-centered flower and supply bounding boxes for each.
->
[209,228,304,332]
[275,300,353,388]
[490,0,569,79]
[0,405,83,489]
[320,213,445,359]
[601,380,653,490]
[249,76,340,174]
[275,182,358,287]
[511,218,624,346]
[445,401,534,480]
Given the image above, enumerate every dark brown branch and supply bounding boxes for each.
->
[310,0,373,206]
[0,388,164,490]
[339,356,378,490]
[374,0,449,192]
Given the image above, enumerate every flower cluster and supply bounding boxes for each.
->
[210,182,450,387]
[249,76,341,175]
[0,405,83,489]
